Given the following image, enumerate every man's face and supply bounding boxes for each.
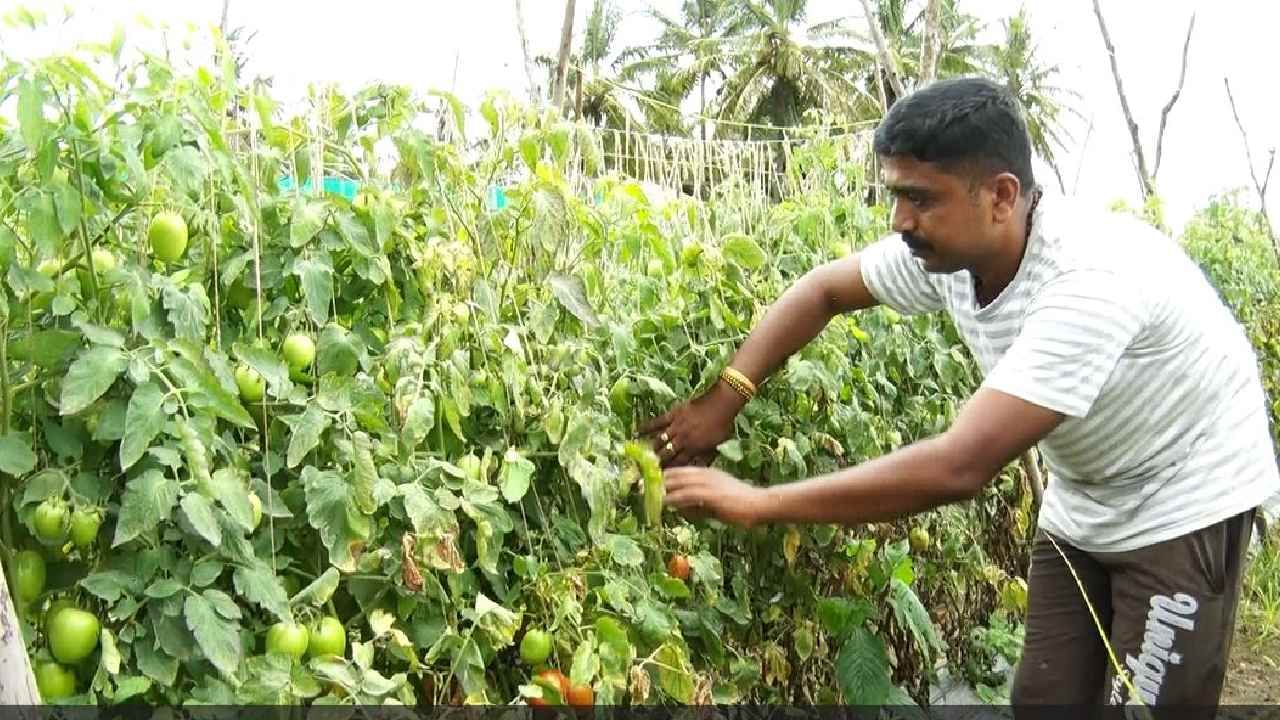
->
[880,154,998,274]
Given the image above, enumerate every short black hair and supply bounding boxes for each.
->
[873,76,1036,196]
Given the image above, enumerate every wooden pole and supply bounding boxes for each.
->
[0,561,40,704]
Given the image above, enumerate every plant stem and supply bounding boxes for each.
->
[71,141,103,322]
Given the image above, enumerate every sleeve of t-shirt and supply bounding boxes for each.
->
[981,270,1147,418]
[858,234,946,315]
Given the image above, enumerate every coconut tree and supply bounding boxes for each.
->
[986,6,1082,193]
[710,0,879,137]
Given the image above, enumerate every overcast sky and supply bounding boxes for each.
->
[5,0,1278,234]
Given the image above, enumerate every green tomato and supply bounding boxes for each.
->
[90,248,116,274]
[44,598,77,629]
[235,364,265,402]
[307,616,346,658]
[265,621,309,660]
[520,628,552,666]
[34,661,76,701]
[33,500,69,545]
[282,334,316,370]
[11,549,46,603]
[48,607,101,664]
[69,507,102,549]
[248,492,263,531]
[909,527,931,553]
[148,211,188,263]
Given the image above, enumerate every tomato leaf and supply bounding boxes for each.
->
[180,492,222,547]
[233,562,292,623]
[6,329,81,369]
[162,282,210,342]
[722,233,767,270]
[113,469,179,547]
[18,77,46,153]
[202,589,242,621]
[60,345,129,415]
[303,467,365,572]
[295,256,333,326]
[498,448,534,503]
[167,351,255,430]
[290,200,326,248]
[291,567,340,607]
[549,272,599,328]
[654,643,695,703]
[833,627,894,705]
[208,468,255,531]
[120,381,167,470]
[184,592,243,678]
[604,534,643,567]
[889,578,945,657]
[79,570,138,604]
[0,432,37,476]
[474,593,521,648]
[283,403,329,468]
[402,395,435,448]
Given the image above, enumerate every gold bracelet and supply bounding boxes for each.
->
[720,366,757,401]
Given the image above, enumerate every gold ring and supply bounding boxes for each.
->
[665,441,674,453]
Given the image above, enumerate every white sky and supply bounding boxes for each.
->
[4,0,1278,234]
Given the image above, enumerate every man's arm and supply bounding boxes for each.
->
[760,389,1063,524]
[724,252,880,389]
[662,387,1063,527]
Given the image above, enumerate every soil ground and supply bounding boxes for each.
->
[1220,625,1280,704]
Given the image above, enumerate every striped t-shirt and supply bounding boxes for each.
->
[859,193,1280,553]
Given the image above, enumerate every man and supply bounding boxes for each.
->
[641,77,1280,710]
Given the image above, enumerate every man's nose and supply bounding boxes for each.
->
[891,200,916,234]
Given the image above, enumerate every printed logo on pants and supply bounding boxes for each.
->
[1109,592,1199,705]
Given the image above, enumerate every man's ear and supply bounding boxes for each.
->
[990,172,1022,224]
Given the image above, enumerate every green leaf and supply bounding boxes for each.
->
[316,323,360,377]
[290,200,325,248]
[184,592,242,678]
[570,638,599,686]
[166,350,255,429]
[834,627,894,705]
[284,403,329,468]
[190,559,224,588]
[295,257,333,326]
[549,272,599,327]
[427,90,466,137]
[163,283,210,341]
[80,571,135,603]
[291,567,340,607]
[817,597,873,637]
[0,432,37,476]
[60,346,129,415]
[654,576,691,600]
[498,448,534,503]
[20,469,67,507]
[604,534,644,567]
[795,625,815,662]
[180,492,222,547]
[303,467,365,572]
[6,329,81,369]
[120,382,167,470]
[208,468,255,531]
[233,563,292,623]
[203,589,242,620]
[889,578,945,657]
[135,639,179,686]
[145,579,184,599]
[654,643,694,703]
[722,233,767,269]
[113,470,179,547]
[18,76,46,153]
[402,394,435,448]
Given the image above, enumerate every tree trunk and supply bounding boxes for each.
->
[919,0,942,86]
[0,562,40,704]
[858,0,906,101]
[552,0,578,113]
[1225,77,1280,266]
[513,0,541,105]
[1091,0,1155,200]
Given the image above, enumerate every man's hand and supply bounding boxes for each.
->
[640,382,744,467]
[662,467,769,529]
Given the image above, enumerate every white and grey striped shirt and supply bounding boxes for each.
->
[859,193,1280,552]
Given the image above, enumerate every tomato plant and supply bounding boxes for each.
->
[1,15,1272,709]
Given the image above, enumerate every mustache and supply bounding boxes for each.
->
[902,232,931,251]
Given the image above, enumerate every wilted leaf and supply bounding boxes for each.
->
[549,272,599,327]
[654,643,695,703]
[474,593,520,648]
